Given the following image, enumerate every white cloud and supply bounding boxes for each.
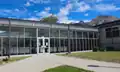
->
[84,13,89,16]
[45,7,51,11]
[69,1,91,12]
[1,9,12,13]
[57,2,72,24]
[58,19,79,24]
[25,17,40,21]
[14,9,19,12]
[76,2,91,12]
[94,4,120,12]
[88,0,102,2]
[37,11,52,17]
[60,0,65,2]
[30,0,50,4]
[36,7,52,18]
[96,0,102,2]
[34,10,38,12]
[83,20,91,22]
[25,2,31,7]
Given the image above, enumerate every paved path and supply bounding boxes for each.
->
[0,54,120,72]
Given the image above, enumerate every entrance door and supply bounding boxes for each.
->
[37,37,50,53]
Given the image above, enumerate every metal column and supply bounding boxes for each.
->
[67,24,71,53]
[17,37,18,55]
[82,32,84,51]
[23,27,25,55]
[1,37,3,56]
[36,28,39,54]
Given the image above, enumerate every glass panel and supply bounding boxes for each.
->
[77,39,80,51]
[50,29,59,37]
[60,39,64,52]
[3,38,9,55]
[55,38,59,52]
[73,31,76,38]
[11,38,17,55]
[11,27,24,37]
[70,31,73,38]
[38,28,49,37]
[77,31,82,38]
[83,32,88,38]
[0,26,9,37]
[18,38,24,54]
[25,28,36,37]
[31,38,37,54]
[60,30,68,37]
[89,32,93,38]
[94,32,98,38]
[25,38,30,47]
[80,39,83,51]
[70,39,74,51]
[50,38,54,53]
[73,39,76,51]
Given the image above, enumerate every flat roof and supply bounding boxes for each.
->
[95,20,120,28]
[0,17,98,31]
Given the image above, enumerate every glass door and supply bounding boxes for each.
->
[37,37,50,53]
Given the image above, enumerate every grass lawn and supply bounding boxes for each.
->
[43,65,93,72]
[58,52,120,63]
[0,56,31,65]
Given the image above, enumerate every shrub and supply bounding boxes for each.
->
[106,47,114,51]
[99,48,105,52]
[92,47,98,52]
[2,57,9,62]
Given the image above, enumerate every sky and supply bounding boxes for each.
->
[0,0,120,23]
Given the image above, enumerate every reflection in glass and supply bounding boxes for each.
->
[25,28,36,37]
[11,27,24,37]
[38,28,49,37]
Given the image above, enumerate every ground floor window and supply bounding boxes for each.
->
[0,36,98,56]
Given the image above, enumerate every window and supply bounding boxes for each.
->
[94,32,98,38]
[112,27,119,37]
[50,29,59,37]
[77,31,82,38]
[105,28,112,38]
[60,30,68,37]
[89,32,93,38]
[105,27,120,38]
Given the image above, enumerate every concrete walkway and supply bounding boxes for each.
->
[0,54,120,72]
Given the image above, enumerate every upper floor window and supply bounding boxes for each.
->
[112,27,119,37]
[105,27,120,38]
[105,28,112,38]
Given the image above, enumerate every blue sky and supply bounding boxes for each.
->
[0,0,120,23]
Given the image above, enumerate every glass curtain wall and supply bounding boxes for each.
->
[0,25,37,56]
[49,27,98,53]
[0,24,98,55]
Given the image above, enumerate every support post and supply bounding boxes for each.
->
[8,19,11,58]
[36,28,39,54]
[67,24,71,54]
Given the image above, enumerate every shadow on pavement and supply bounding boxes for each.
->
[88,65,120,69]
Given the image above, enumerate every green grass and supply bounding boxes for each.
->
[0,56,31,65]
[58,52,120,63]
[43,65,93,72]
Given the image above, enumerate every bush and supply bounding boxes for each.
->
[99,48,105,52]
[106,47,114,51]
[2,57,9,62]
[92,47,98,52]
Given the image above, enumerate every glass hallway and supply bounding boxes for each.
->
[0,18,98,56]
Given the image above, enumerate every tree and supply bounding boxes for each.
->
[40,15,58,23]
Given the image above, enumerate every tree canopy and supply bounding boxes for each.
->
[40,15,58,23]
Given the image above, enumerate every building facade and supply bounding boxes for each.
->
[0,18,98,56]
[96,20,120,50]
